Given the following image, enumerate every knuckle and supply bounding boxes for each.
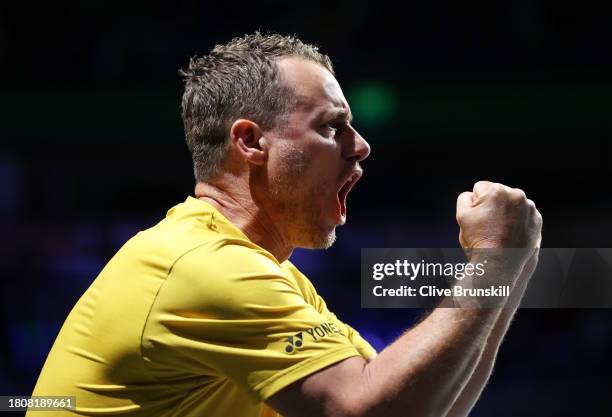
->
[457,191,470,200]
[530,208,543,228]
[487,183,501,193]
[526,198,537,210]
[508,188,527,204]
[513,188,527,200]
[489,183,507,198]
[473,180,492,192]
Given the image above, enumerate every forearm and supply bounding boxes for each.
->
[346,254,531,417]
[444,252,537,417]
[269,183,542,417]
[443,307,516,417]
[353,307,502,417]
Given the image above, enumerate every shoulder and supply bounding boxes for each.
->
[281,260,320,304]
[174,238,287,282]
[154,239,304,317]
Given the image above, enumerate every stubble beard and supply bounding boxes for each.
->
[270,143,337,250]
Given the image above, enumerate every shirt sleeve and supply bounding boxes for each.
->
[141,240,363,401]
[283,261,378,361]
[310,289,378,361]
[343,323,378,361]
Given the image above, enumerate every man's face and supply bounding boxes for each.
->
[258,57,371,249]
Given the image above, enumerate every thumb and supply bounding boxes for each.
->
[456,191,474,221]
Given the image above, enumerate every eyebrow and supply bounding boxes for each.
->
[320,107,354,124]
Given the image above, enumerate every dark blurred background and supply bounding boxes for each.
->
[1,1,611,416]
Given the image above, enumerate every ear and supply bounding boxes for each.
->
[230,119,266,166]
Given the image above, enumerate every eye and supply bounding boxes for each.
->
[322,122,341,137]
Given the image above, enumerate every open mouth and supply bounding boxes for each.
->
[337,171,362,220]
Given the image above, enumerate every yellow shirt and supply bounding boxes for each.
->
[29,197,376,416]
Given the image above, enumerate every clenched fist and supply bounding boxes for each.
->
[456,181,542,251]
[454,181,543,302]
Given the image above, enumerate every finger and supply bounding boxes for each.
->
[512,187,526,199]
[507,187,527,204]
[526,198,536,209]
[456,191,474,220]
[458,229,469,249]
[472,181,496,198]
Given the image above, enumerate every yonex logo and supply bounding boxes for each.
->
[283,323,345,354]
[285,332,303,353]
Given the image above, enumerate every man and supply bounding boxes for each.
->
[30,33,542,417]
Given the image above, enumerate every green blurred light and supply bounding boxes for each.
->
[348,81,398,127]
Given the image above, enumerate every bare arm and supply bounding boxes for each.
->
[268,181,542,417]
[444,250,540,417]
[442,310,515,417]
[268,307,502,417]
[446,193,542,417]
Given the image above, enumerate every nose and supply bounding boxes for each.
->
[343,127,371,163]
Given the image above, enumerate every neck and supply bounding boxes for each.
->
[194,177,294,263]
